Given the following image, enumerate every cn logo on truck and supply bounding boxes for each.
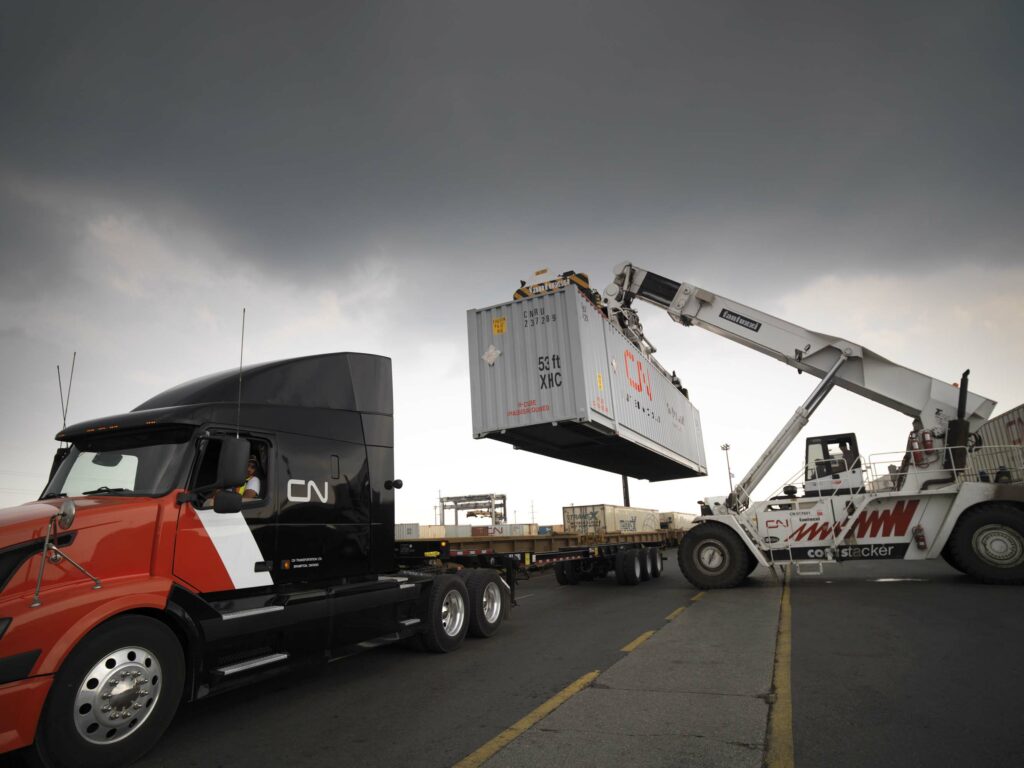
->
[623,350,653,400]
[287,479,330,503]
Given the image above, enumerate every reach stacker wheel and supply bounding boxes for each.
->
[678,524,752,589]
[947,503,1024,584]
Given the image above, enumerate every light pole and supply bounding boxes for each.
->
[721,443,734,495]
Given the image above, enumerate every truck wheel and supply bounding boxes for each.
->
[677,524,751,589]
[420,575,470,652]
[34,615,185,768]
[947,503,1024,584]
[615,549,641,586]
[649,547,663,578]
[553,562,569,585]
[466,570,507,638]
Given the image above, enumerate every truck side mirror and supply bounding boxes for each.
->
[385,479,403,490]
[214,491,243,514]
[216,437,250,489]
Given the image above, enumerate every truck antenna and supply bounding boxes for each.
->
[236,308,246,438]
[57,351,77,433]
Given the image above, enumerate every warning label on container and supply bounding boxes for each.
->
[508,400,551,417]
[492,317,507,335]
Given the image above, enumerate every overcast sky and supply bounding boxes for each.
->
[1,1,1022,522]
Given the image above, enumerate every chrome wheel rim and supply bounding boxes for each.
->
[481,582,502,624]
[441,589,466,637]
[74,645,162,745]
[973,524,1024,568]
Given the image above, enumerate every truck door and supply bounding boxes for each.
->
[173,434,276,594]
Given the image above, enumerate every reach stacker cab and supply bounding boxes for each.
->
[0,352,509,768]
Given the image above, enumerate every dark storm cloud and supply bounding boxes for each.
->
[1,0,1022,286]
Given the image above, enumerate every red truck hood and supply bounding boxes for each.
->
[0,497,159,550]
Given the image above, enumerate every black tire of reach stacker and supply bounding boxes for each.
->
[33,615,185,768]
[420,574,470,652]
[465,569,507,638]
[649,547,663,578]
[940,543,967,575]
[946,502,1024,584]
[615,549,641,586]
[677,524,752,589]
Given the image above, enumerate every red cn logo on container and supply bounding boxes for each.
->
[623,350,653,400]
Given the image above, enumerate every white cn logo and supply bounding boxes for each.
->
[286,479,329,503]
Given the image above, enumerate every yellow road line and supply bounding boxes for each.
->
[452,670,600,768]
[690,591,705,602]
[665,605,686,621]
[766,565,795,768]
[620,630,656,653]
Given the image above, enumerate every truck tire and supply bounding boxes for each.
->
[34,615,185,768]
[649,547,663,578]
[615,549,641,586]
[420,575,470,652]
[677,524,752,589]
[940,543,967,574]
[638,547,652,581]
[946,503,1024,584]
[466,570,507,638]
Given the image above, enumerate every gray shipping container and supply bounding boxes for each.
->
[468,286,706,480]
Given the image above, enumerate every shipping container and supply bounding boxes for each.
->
[420,525,447,539]
[467,286,707,481]
[658,511,698,531]
[538,525,554,535]
[394,523,421,540]
[488,524,538,537]
[444,525,474,538]
[970,404,1024,484]
[471,525,491,537]
[562,505,661,534]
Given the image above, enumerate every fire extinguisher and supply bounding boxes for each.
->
[909,431,925,466]
[920,429,937,464]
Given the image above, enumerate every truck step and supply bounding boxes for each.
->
[215,652,289,677]
[795,561,824,576]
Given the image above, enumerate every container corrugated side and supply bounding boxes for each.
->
[394,523,420,540]
[468,287,706,481]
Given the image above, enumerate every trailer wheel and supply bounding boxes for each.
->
[947,503,1024,584]
[420,575,470,652]
[615,549,641,586]
[638,547,653,581]
[554,562,579,585]
[649,547,663,578]
[34,615,184,768]
[677,524,751,589]
[465,570,507,638]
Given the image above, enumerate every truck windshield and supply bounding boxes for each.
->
[43,426,195,499]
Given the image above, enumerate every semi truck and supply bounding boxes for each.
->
[604,263,1024,588]
[0,353,513,768]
